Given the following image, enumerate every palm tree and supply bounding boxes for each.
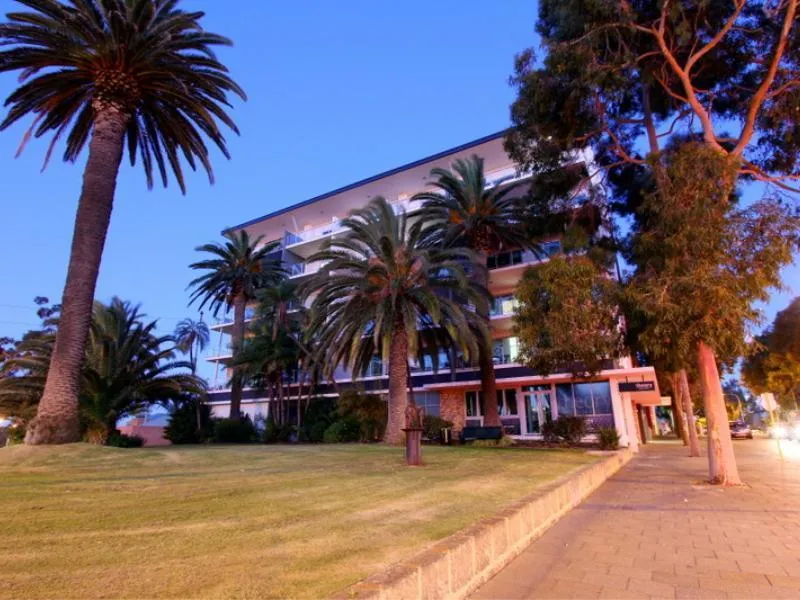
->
[304,197,487,444]
[173,317,210,432]
[0,1,245,444]
[414,155,528,427]
[173,318,210,375]
[0,298,204,443]
[188,231,283,419]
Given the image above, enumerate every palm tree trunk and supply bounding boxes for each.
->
[229,294,247,420]
[385,320,409,444]
[670,372,688,445]
[25,106,129,445]
[680,369,701,457]
[697,341,741,485]
[474,253,500,427]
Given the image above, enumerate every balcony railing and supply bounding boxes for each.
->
[288,260,329,279]
[487,241,561,270]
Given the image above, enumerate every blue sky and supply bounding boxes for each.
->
[0,0,797,382]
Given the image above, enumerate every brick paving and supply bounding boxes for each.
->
[472,439,800,599]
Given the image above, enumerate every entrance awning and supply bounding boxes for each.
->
[615,376,662,406]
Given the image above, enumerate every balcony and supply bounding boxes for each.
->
[288,260,329,279]
[209,307,257,331]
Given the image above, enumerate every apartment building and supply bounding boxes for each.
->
[206,131,662,449]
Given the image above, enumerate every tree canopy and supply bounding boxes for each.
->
[515,254,624,377]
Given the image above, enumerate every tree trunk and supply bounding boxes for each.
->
[385,320,409,445]
[697,341,742,485]
[25,106,129,445]
[229,294,247,420]
[474,253,500,427]
[670,372,688,445]
[680,369,701,457]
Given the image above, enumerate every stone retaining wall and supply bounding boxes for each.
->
[333,448,633,600]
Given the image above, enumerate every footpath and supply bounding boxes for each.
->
[472,439,800,599]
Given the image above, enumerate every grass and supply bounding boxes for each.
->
[0,443,597,599]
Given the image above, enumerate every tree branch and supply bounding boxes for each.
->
[685,1,746,72]
[734,0,798,155]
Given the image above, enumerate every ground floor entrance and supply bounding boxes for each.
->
[523,385,552,434]
[431,366,663,449]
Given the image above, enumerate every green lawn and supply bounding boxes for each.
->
[0,443,597,599]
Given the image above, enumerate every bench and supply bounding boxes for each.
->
[460,426,503,442]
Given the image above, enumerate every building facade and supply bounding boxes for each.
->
[206,131,661,449]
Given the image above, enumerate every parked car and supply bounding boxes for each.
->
[729,421,753,439]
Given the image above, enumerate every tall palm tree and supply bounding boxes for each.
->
[173,318,210,375]
[0,298,204,443]
[304,197,487,444]
[188,231,283,419]
[0,1,245,444]
[414,155,529,427]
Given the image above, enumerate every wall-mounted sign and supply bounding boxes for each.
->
[619,381,656,393]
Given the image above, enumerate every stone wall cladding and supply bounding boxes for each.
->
[331,448,633,600]
[439,389,466,434]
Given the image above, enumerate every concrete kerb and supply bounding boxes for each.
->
[332,448,633,600]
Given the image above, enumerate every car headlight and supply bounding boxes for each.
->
[773,425,788,438]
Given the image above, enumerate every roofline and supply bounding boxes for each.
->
[221,129,510,235]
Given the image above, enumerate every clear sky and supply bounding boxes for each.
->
[0,0,797,383]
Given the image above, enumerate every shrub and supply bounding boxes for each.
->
[164,400,213,444]
[337,391,387,441]
[106,432,144,448]
[471,435,516,448]
[277,423,295,443]
[6,423,26,445]
[214,416,257,444]
[541,420,559,444]
[322,419,361,443]
[302,398,337,442]
[262,416,279,444]
[556,416,587,444]
[598,427,620,450]
[542,416,587,445]
[309,420,329,443]
[422,415,454,443]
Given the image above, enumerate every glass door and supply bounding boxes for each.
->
[523,386,553,435]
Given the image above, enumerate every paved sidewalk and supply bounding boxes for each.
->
[472,439,800,599]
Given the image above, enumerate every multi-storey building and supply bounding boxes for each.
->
[206,131,662,449]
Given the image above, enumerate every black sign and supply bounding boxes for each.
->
[618,381,656,393]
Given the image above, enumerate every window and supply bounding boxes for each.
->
[366,356,384,377]
[466,391,485,417]
[497,389,518,416]
[574,383,594,415]
[415,391,440,417]
[556,384,574,416]
[493,337,519,364]
[491,295,519,317]
[555,382,613,418]
[541,240,562,257]
[487,249,523,270]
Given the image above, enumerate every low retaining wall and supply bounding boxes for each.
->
[333,448,633,600]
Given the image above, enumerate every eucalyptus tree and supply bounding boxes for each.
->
[414,155,529,427]
[304,197,487,444]
[507,0,800,485]
[188,231,283,419]
[0,0,245,444]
